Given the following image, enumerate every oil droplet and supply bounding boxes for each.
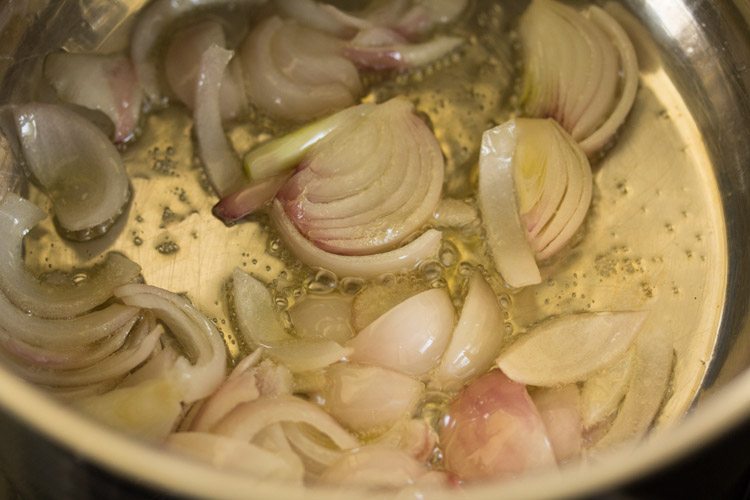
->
[308,269,337,294]
[419,259,444,281]
[340,277,365,295]
[498,294,511,308]
[155,240,180,255]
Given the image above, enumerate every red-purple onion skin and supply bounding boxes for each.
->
[212,173,290,224]
[440,370,556,481]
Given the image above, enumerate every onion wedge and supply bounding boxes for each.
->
[478,118,593,287]
[12,103,130,240]
[271,200,442,278]
[238,16,362,122]
[323,363,424,433]
[519,0,639,156]
[232,269,350,372]
[114,284,227,404]
[193,44,244,197]
[347,288,454,377]
[434,273,506,390]
[496,311,647,387]
[44,52,142,143]
[345,35,463,70]
[0,194,140,319]
[532,385,583,463]
[580,348,634,428]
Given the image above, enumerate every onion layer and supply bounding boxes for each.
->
[348,288,454,377]
[0,194,140,319]
[580,348,634,428]
[532,385,582,463]
[288,294,354,344]
[519,0,639,156]
[12,103,130,240]
[434,273,506,390]
[496,311,647,387]
[319,446,436,490]
[239,16,362,122]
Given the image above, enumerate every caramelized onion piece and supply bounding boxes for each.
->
[440,370,555,481]
[0,194,140,319]
[478,118,593,287]
[272,200,443,278]
[12,103,130,240]
[232,269,350,372]
[239,16,362,122]
[166,431,305,481]
[323,363,424,433]
[115,284,227,403]
[44,52,142,143]
[277,97,444,255]
[347,288,454,377]
[194,44,244,196]
[496,311,647,386]
[434,273,506,390]
[519,0,639,156]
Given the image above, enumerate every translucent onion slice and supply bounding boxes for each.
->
[532,385,583,463]
[345,35,463,70]
[166,431,305,482]
[372,418,437,461]
[0,289,139,350]
[114,284,227,403]
[519,0,639,156]
[74,377,183,441]
[440,370,555,481]
[347,288,454,377]
[12,103,130,240]
[129,0,267,104]
[164,21,248,121]
[213,394,359,451]
[283,422,344,474]
[0,194,140,319]
[194,44,244,197]
[232,268,350,372]
[272,200,443,278]
[434,273,506,390]
[478,118,593,287]
[276,0,356,37]
[319,446,434,490]
[323,363,424,433]
[277,97,444,255]
[44,52,142,143]
[496,311,647,386]
[238,16,362,122]
[288,294,354,344]
[593,326,672,450]
[580,348,634,428]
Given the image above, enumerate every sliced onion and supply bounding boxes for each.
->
[166,431,305,482]
[164,21,247,121]
[0,322,162,388]
[519,0,639,156]
[347,288,454,377]
[593,325,672,449]
[532,385,582,463]
[283,422,345,474]
[277,97,444,255]
[323,363,424,433]
[372,418,437,461]
[440,370,555,481]
[44,52,142,143]
[211,173,290,224]
[238,16,362,122]
[434,273,506,390]
[580,348,634,428]
[0,194,140,319]
[431,198,478,229]
[214,394,359,451]
[114,284,227,403]
[345,35,463,70]
[242,103,375,181]
[194,44,244,197]
[12,103,130,240]
[288,294,354,345]
[271,200,443,278]
[129,0,266,104]
[74,377,183,441]
[232,268,350,372]
[276,0,356,37]
[0,289,139,350]
[478,118,593,286]
[496,311,647,386]
[319,446,432,490]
